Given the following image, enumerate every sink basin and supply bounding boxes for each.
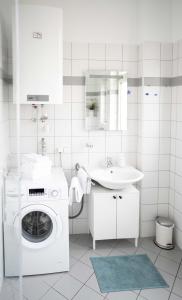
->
[90,166,144,190]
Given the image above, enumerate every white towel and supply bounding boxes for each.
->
[77,167,91,194]
[69,177,83,205]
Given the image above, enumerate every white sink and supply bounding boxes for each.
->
[90,166,144,190]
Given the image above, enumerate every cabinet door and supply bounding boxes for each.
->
[117,193,139,239]
[93,193,116,240]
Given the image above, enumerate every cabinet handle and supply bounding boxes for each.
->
[119,195,122,199]
[113,195,117,199]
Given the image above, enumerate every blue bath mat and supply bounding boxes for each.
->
[90,254,168,293]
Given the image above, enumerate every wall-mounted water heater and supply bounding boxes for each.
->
[13,4,63,104]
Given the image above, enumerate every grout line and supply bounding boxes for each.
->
[168,257,182,299]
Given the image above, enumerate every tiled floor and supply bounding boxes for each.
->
[1,235,182,300]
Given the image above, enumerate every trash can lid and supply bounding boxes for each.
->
[156,216,174,227]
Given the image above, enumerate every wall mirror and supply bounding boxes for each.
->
[85,70,127,131]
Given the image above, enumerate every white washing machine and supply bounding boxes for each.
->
[4,168,69,276]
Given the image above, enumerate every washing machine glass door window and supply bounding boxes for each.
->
[14,204,63,249]
[22,211,53,243]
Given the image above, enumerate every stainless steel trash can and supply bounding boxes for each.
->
[154,216,174,250]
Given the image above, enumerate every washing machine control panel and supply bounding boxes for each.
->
[28,188,61,198]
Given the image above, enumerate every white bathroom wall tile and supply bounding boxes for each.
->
[55,103,71,120]
[140,171,158,188]
[140,155,158,171]
[122,136,137,153]
[142,86,160,104]
[127,87,138,103]
[72,42,89,60]
[88,153,105,169]
[161,61,172,77]
[63,59,71,76]
[55,120,71,136]
[140,121,159,138]
[127,103,138,119]
[175,157,182,177]
[125,120,138,136]
[123,45,138,61]
[159,171,170,188]
[72,137,88,153]
[105,60,122,71]
[106,44,122,61]
[160,138,170,155]
[123,61,138,77]
[55,137,71,153]
[176,122,182,140]
[89,43,105,60]
[140,221,155,237]
[142,42,161,60]
[72,219,89,234]
[72,86,85,102]
[15,120,37,137]
[141,204,157,221]
[176,140,182,158]
[158,188,169,204]
[143,60,160,77]
[106,135,121,153]
[159,155,170,171]
[178,58,182,76]
[89,60,105,70]
[72,153,89,169]
[141,188,158,204]
[125,153,137,166]
[141,103,159,121]
[160,121,171,138]
[173,60,178,77]
[38,120,55,137]
[63,41,71,59]
[174,193,182,214]
[19,137,37,154]
[63,86,72,102]
[176,104,182,121]
[72,102,84,119]
[161,43,173,61]
[88,136,105,153]
[160,87,172,103]
[72,60,89,76]
[141,138,159,155]
[72,120,88,137]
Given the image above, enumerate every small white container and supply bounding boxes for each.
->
[154,216,174,250]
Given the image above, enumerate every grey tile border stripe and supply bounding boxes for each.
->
[63,76,142,87]
[63,76,85,86]
[63,76,182,87]
[171,76,182,86]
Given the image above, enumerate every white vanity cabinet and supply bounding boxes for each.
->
[88,185,139,250]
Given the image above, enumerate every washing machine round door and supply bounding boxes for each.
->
[14,204,62,249]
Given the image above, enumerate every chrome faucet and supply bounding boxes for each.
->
[106,156,113,168]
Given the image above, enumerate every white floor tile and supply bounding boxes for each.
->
[69,242,88,259]
[80,250,101,267]
[172,278,182,298]
[155,256,179,276]
[140,238,161,255]
[160,248,182,264]
[53,274,83,299]
[22,276,50,300]
[73,285,104,300]
[177,263,182,279]
[140,288,170,300]
[38,273,64,287]
[157,269,175,291]
[169,293,182,300]
[107,290,138,300]
[70,261,93,283]
[85,273,107,296]
[135,247,158,263]
[41,288,67,300]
